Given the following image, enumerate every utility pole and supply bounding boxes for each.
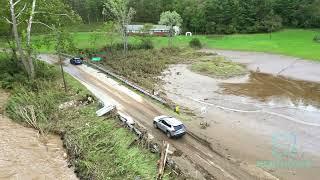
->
[59,53,67,92]
[57,30,67,92]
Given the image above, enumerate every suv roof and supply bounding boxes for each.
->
[162,116,183,126]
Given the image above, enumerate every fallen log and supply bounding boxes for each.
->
[157,141,169,180]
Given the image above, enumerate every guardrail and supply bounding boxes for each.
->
[61,53,167,137]
[87,62,168,104]
[62,53,168,105]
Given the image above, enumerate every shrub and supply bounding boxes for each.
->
[189,38,202,49]
[0,56,59,89]
[102,40,154,54]
[313,35,320,43]
[0,57,28,89]
[138,38,154,50]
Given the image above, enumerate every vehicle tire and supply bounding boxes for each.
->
[153,122,158,129]
[166,131,171,138]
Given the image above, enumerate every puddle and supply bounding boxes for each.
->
[220,72,320,112]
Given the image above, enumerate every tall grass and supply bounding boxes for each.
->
[190,56,247,78]
[60,105,158,179]
[96,48,199,89]
[0,55,160,179]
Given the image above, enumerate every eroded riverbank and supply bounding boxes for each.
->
[0,89,77,180]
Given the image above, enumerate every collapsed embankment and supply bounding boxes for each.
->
[0,55,170,179]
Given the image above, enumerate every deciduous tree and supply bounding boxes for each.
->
[159,11,182,47]
[103,0,135,55]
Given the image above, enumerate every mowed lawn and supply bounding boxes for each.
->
[1,28,320,60]
[164,29,320,60]
[64,29,320,61]
[204,29,320,60]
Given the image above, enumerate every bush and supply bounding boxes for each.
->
[0,56,59,89]
[0,56,28,89]
[313,35,320,43]
[138,38,154,50]
[189,38,202,49]
[103,39,154,53]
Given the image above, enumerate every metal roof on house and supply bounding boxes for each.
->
[126,25,171,31]
[126,25,143,31]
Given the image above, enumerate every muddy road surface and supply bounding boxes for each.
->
[161,63,320,180]
[38,54,278,180]
[0,90,77,180]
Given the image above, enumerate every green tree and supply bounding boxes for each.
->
[103,21,118,48]
[159,11,182,47]
[103,0,136,55]
[3,0,80,79]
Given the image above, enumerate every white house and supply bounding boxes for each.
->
[126,25,180,36]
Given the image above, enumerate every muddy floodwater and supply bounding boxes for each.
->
[161,64,320,180]
[0,90,77,180]
[220,72,320,113]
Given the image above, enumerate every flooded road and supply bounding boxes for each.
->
[161,64,320,180]
[0,90,77,180]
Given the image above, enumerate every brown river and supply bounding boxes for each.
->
[0,90,77,180]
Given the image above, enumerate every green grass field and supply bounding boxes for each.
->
[203,29,320,60]
[1,27,320,60]
[60,29,320,60]
[161,29,320,60]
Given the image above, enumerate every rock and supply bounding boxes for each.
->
[58,100,78,110]
[63,152,68,159]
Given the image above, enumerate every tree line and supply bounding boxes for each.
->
[64,0,320,34]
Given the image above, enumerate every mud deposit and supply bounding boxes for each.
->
[221,72,320,113]
[0,90,77,180]
[161,64,320,180]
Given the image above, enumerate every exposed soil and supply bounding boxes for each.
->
[0,89,77,180]
[161,62,320,180]
[203,49,320,83]
[39,54,279,180]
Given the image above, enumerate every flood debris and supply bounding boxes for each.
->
[172,149,183,157]
[59,95,96,110]
[59,100,78,110]
[200,121,210,129]
[157,141,170,180]
[96,105,116,117]
[79,94,95,105]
